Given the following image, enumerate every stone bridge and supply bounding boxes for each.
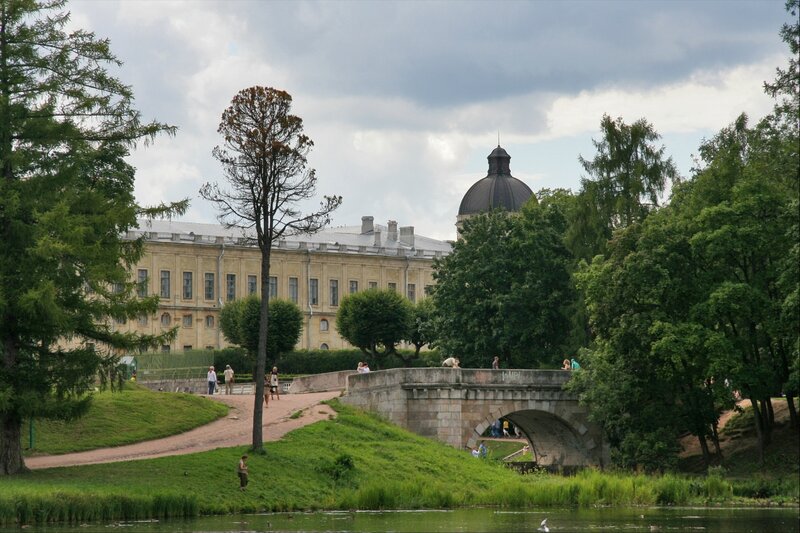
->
[339,368,608,468]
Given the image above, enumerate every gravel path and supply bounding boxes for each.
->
[25,391,341,470]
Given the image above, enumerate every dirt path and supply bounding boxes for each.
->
[26,391,341,470]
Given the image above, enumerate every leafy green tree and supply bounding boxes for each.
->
[572,105,798,469]
[219,298,246,347]
[240,298,303,359]
[219,296,303,362]
[432,204,575,368]
[572,115,678,260]
[200,86,341,451]
[406,297,436,361]
[0,0,185,475]
[336,289,412,368]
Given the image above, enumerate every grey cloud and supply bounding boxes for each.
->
[233,0,787,106]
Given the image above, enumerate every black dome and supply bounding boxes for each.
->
[458,146,533,216]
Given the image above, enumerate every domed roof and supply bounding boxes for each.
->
[458,146,533,216]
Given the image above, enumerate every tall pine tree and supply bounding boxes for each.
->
[0,0,185,474]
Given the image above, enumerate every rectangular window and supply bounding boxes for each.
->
[183,345,193,351]
[183,314,193,327]
[248,275,258,296]
[424,284,434,296]
[388,282,397,292]
[112,282,124,294]
[407,283,416,303]
[226,274,236,301]
[349,280,358,294]
[161,345,170,353]
[206,315,215,328]
[160,270,171,298]
[330,279,339,306]
[288,277,299,304]
[183,271,193,299]
[269,276,278,299]
[368,281,378,290]
[138,315,148,326]
[204,273,215,300]
[310,278,319,305]
[137,269,148,298]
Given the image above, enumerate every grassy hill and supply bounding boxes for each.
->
[2,389,797,526]
[22,385,228,455]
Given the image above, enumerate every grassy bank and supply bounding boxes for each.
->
[22,385,228,455]
[2,400,797,526]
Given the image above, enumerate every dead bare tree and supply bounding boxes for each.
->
[200,86,341,452]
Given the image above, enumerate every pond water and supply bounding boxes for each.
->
[20,507,799,533]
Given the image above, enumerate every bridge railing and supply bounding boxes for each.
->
[345,368,571,391]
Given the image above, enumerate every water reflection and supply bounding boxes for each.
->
[21,507,800,533]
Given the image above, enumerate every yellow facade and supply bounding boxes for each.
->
[113,218,450,352]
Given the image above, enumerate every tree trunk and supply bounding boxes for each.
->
[0,413,26,475]
[760,397,773,446]
[698,435,711,466]
[751,398,766,466]
[251,244,271,452]
[710,423,722,460]
[786,394,798,429]
[766,397,775,427]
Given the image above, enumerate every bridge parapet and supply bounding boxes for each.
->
[346,368,571,392]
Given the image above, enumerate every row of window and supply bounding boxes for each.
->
[136,269,427,304]
[124,312,339,335]
[157,342,331,353]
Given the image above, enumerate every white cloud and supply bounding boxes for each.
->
[543,57,779,139]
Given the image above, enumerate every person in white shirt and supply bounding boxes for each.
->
[442,357,460,368]
[207,366,217,395]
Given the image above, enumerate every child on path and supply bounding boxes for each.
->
[269,366,280,400]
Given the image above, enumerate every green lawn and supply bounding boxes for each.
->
[22,386,228,455]
[2,392,797,526]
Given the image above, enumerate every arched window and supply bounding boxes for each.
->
[320,343,329,350]
[320,319,329,332]
[160,313,171,326]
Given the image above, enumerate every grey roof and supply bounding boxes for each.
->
[128,218,452,259]
[458,145,533,216]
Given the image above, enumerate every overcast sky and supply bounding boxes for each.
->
[69,0,790,241]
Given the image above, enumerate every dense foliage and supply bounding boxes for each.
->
[0,0,184,475]
[219,296,303,359]
[432,204,575,368]
[568,2,799,470]
[336,289,413,368]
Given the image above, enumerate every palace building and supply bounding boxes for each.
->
[119,216,451,352]
[111,145,532,353]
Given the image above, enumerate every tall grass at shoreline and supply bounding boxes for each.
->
[1,400,797,526]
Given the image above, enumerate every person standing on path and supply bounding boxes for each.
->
[269,366,280,400]
[238,454,249,491]
[223,365,235,395]
[263,374,270,407]
[207,366,218,395]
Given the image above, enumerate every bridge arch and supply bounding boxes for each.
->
[468,404,596,466]
[340,367,608,468]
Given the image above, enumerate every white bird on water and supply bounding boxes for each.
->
[538,517,549,532]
